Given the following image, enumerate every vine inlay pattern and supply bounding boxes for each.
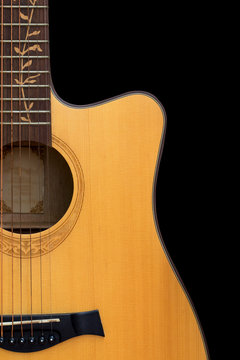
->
[14,0,42,122]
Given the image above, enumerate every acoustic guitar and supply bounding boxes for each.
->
[0,0,209,359]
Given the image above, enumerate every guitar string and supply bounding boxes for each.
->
[27,0,34,339]
[39,225,43,336]
[35,0,40,338]
[45,0,53,334]
[37,72,43,336]
[0,0,4,340]
[10,0,14,339]
[36,0,44,334]
[36,0,44,336]
[0,1,51,340]
[0,0,51,340]
[18,0,24,338]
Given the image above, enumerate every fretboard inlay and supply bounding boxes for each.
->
[0,0,51,146]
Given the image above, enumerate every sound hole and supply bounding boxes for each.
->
[1,143,74,234]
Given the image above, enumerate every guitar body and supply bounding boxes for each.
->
[1,92,207,359]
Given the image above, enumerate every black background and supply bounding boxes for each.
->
[49,2,220,359]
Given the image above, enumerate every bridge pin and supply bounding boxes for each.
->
[19,337,25,345]
[48,335,55,343]
[9,337,16,345]
[29,336,35,344]
[0,337,4,344]
[39,336,45,344]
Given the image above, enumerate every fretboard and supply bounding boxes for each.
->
[0,0,51,146]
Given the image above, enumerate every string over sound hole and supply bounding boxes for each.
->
[0,136,85,258]
[1,142,74,234]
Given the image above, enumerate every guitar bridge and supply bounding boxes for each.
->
[0,310,104,353]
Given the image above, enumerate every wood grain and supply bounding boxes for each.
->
[0,92,208,359]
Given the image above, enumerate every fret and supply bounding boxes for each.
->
[0,34,48,41]
[2,6,48,8]
[1,110,50,116]
[0,0,51,146]
[3,110,50,113]
[2,85,50,87]
[1,0,48,6]
[0,23,48,26]
[2,40,48,43]
[0,0,48,5]
[2,122,51,125]
[2,56,49,58]
[0,98,50,100]
[2,71,50,73]
[1,105,50,113]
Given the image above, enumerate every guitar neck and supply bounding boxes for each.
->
[0,0,51,146]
